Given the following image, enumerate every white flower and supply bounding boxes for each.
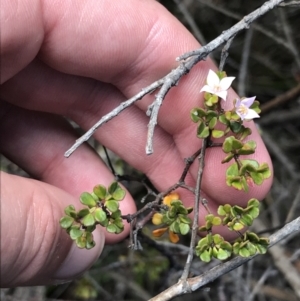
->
[200,69,235,101]
[235,97,260,120]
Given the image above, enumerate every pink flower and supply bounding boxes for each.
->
[200,69,235,101]
[235,97,260,120]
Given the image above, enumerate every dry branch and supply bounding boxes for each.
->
[65,0,285,158]
[149,216,300,301]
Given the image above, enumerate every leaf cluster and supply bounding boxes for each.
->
[152,196,193,243]
[59,182,126,249]
[196,199,269,262]
[226,159,271,192]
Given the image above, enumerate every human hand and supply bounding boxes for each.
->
[0,0,272,287]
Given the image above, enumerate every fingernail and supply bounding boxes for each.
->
[54,230,104,281]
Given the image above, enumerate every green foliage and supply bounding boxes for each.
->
[233,231,269,257]
[226,160,271,192]
[195,233,232,262]
[196,199,268,262]
[152,196,193,242]
[60,181,126,249]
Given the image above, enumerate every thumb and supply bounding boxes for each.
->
[0,172,104,287]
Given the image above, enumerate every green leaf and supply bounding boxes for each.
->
[208,117,218,129]
[248,198,259,207]
[212,129,224,138]
[222,137,233,153]
[197,237,208,248]
[216,248,231,260]
[113,218,124,230]
[64,205,77,218]
[60,216,74,229]
[222,153,235,164]
[212,217,222,225]
[250,171,264,185]
[190,107,206,122]
[80,192,97,208]
[170,221,180,233]
[247,242,257,255]
[108,182,119,195]
[239,140,256,155]
[248,207,260,219]
[200,248,212,262]
[82,213,95,227]
[206,110,218,120]
[213,234,224,244]
[112,186,126,201]
[179,223,190,235]
[76,236,86,249]
[231,138,244,150]
[255,243,268,254]
[231,205,245,216]
[233,242,240,255]
[205,214,215,222]
[239,247,251,257]
[240,214,253,226]
[229,121,242,133]
[219,114,229,125]
[205,95,218,107]
[198,225,208,232]
[93,184,107,199]
[86,240,96,249]
[106,224,118,233]
[197,123,210,138]
[246,231,260,243]
[105,200,119,213]
[250,100,261,114]
[217,204,231,215]
[204,92,212,101]
[110,209,122,219]
[94,208,107,223]
[233,222,245,231]
[179,215,192,224]
[77,208,90,218]
[238,127,252,141]
[257,163,271,179]
[70,227,83,240]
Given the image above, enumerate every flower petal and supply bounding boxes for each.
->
[219,76,235,90]
[244,109,260,120]
[200,85,214,94]
[206,70,220,87]
[241,96,256,107]
[216,90,227,101]
[235,99,242,108]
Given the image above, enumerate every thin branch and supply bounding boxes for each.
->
[238,27,253,96]
[173,0,207,45]
[64,80,163,157]
[219,35,236,72]
[278,8,300,69]
[279,0,300,6]
[180,138,208,282]
[196,0,291,53]
[65,0,284,157]
[179,0,285,61]
[252,219,300,299]
[149,216,300,301]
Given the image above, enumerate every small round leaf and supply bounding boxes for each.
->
[93,185,107,200]
[82,213,95,227]
[179,223,190,235]
[80,192,97,208]
[60,216,74,229]
[105,200,119,213]
[94,208,107,223]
